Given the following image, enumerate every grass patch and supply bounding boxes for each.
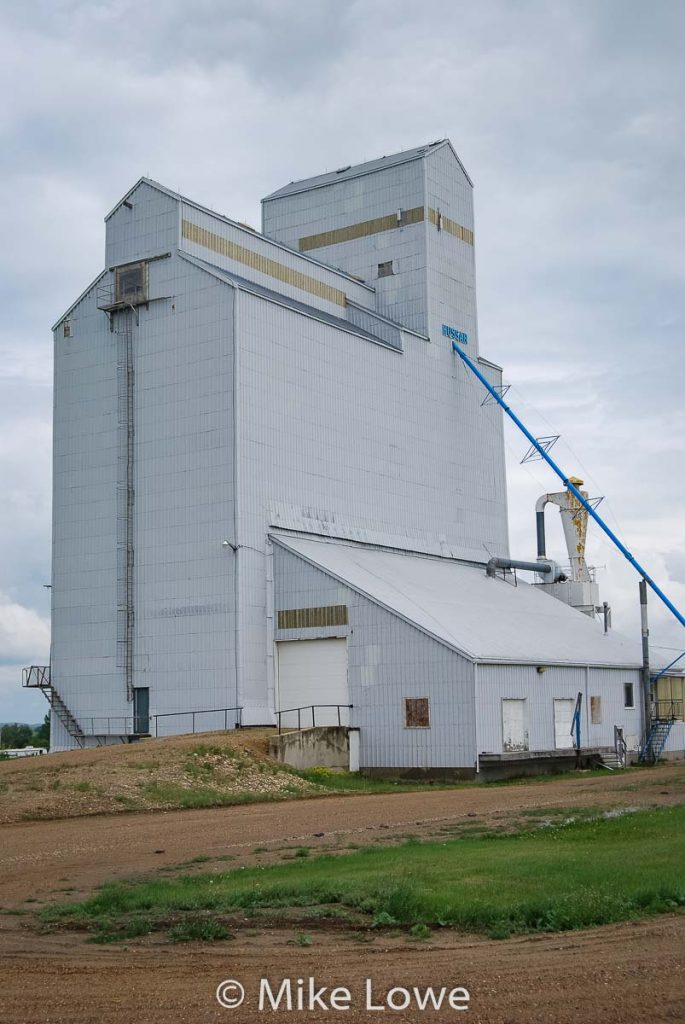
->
[138,782,289,810]
[42,807,685,941]
[169,914,233,943]
[294,768,444,793]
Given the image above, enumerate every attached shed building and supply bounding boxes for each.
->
[272,536,657,776]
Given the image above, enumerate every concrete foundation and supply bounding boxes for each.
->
[269,726,359,771]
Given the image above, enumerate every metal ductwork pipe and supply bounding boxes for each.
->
[486,557,553,578]
[535,494,551,559]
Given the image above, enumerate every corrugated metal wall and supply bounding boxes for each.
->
[476,663,644,755]
[52,251,239,742]
[131,257,236,720]
[105,182,179,269]
[273,543,476,768]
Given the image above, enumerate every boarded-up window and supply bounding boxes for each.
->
[590,696,602,724]
[405,697,430,728]
[115,262,147,305]
[378,260,394,278]
[63,319,71,338]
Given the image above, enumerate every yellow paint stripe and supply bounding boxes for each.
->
[428,208,473,245]
[299,206,425,252]
[182,220,348,307]
[298,205,473,253]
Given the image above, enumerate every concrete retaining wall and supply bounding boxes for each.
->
[269,726,359,771]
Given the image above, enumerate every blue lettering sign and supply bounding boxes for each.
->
[442,324,468,345]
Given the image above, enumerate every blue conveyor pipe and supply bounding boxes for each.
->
[452,340,685,631]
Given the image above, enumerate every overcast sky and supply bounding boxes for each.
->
[1,0,684,723]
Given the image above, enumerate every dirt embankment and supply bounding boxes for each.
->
[0,729,315,823]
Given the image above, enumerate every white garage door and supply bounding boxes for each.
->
[276,638,349,728]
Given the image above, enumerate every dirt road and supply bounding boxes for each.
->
[1,764,684,1023]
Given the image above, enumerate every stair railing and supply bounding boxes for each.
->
[613,726,627,768]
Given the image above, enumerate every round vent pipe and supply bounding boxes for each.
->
[486,557,556,579]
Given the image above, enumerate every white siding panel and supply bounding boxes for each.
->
[478,664,644,755]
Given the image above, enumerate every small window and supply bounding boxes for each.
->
[590,696,602,724]
[115,262,147,305]
[377,260,394,278]
[624,683,635,709]
[405,697,430,728]
[63,319,71,338]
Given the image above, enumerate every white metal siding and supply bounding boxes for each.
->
[105,182,179,269]
[477,664,644,755]
[51,254,238,740]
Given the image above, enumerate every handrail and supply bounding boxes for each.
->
[22,666,50,688]
[276,704,353,734]
[614,725,627,768]
[78,706,243,737]
[651,700,682,722]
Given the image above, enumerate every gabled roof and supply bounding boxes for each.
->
[262,139,472,202]
[178,253,406,352]
[103,177,375,292]
[272,535,645,669]
[104,176,183,222]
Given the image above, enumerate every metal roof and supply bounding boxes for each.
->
[179,254,406,351]
[104,177,375,292]
[273,535,645,669]
[262,139,472,202]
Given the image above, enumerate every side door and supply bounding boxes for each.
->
[502,699,529,752]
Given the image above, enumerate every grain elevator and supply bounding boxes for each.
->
[27,140,682,771]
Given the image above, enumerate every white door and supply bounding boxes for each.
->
[554,698,576,749]
[502,699,529,752]
[276,638,349,728]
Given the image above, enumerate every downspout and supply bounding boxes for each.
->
[232,289,241,719]
[474,662,480,775]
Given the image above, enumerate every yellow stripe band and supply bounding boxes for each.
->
[298,206,473,252]
[182,219,348,307]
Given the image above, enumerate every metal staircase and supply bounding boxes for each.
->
[22,666,85,748]
[639,701,680,764]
